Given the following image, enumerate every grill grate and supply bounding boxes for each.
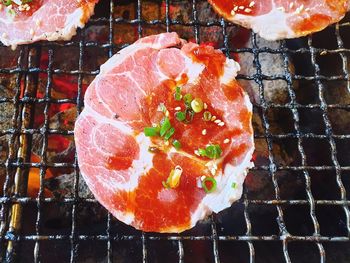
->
[0,0,350,262]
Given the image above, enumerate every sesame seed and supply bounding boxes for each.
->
[245,8,252,13]
[218,122,225,127]
[35,19,42,27]
[194,150,200,156]
[165,110,169,117]
[233,6,238,11]
[214,119,221,124]
[239,6,244,10]
[175,106,181,111]
[230,10,236,16]
[202,129,207,135]
[224,139,230,144]
[30,29,35,36]
[294,4,304,14]
[289,2,294,9]
[249,1,255,7]
[204,103,208,109]
[211,116,216,121]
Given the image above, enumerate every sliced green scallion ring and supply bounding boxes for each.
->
[183,108,195,124]
[202,177,217,193]
[163,166,183,189]
[197,144,222,159]
[175,111,186,122]
[183,93,193,106]
[3,0,12,6]
[191,98,204,113]
[203,111,212,121]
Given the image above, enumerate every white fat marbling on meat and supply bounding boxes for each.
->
[220,58,241,85]
[127,132,154,191]
[79,106,154,192]
[176,55,205,84]
[230,8,293,41]
[45,7,85,41]
[84,104,134,135]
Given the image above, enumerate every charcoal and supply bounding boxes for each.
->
[45,172,93,199]
[239,35,295,105]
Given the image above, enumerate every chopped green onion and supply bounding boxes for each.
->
[144,127,159,137]
[202,177,217,193]
[175,111,186,122]
[160,117,171,137]
[162,180,170,189]
[148,146,159,153]
[198,148,207,156]
[172,140,181,150]
[183,108,195,124]
[198,144,222,159]
[206,145,222,159]
[174,86,182,101]
[183,93,193,106]
[191,98,204,113]
[164,127,175,140]
[163,166,182,189]
[7,8,15,16]
[157,103,167,113]
[2,0,12,6]
[231,182,237,189]
[203,111,212,121]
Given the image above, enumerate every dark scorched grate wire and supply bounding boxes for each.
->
[0,0,349,262]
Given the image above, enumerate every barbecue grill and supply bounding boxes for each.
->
[0,0,350,262]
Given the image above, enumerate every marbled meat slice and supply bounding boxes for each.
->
[74,32,254,233]
[208,0,349,40]
[0,0,98,47]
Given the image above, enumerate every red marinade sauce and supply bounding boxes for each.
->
[106,156,134,170]
[12,0,43,18]
[293,14,332,35]
[189,44,226,77]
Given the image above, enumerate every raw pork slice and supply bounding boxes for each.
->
[208,0,349,40]
[74,32,254,233]
[0,0,98,48]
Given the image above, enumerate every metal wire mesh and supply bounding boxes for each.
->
[0,0,350,262]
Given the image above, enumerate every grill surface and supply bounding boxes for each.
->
[0,0,350,262]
